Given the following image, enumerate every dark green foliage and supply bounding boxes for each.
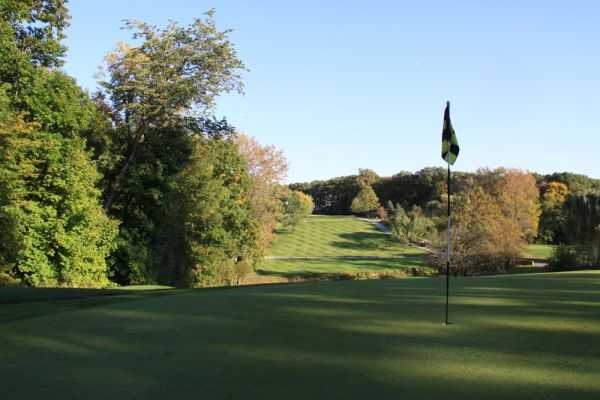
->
[543,172,600,193]
[562,192,600,265]
[290,175,360,215]
[292,167,473,215]
[106,126,193,284]
[159,135,259,287]
[547,244,579,271]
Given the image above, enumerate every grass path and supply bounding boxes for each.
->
[2,271,600,399]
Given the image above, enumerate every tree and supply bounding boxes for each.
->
[351,182,380,215]
[0,3,118,288]
[496,169,541,242]
[358,168,379,186]
[0,0,69,72]
[431,186,524,275]
[562,192,600,265]
[0,104,118,287]
[236,134,288,252]
[159,134,259,287]
[539,181,569,243]
[99,12,246,210]
[281,190,314,229]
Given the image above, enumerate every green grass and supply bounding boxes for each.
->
[261,216,429,277]
[258,257,430,278]
[524,244,555,260]
[2,271,600,399]
[268,215,422,257]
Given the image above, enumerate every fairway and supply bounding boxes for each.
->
[2,271,600,399]
[259,215,429,278]
[268,216,423,257]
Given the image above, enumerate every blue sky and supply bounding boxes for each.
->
[63,1,600,182]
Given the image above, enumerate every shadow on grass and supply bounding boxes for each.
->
[330,230,401,252]
[0,287,180,323]
[2,273,600,399]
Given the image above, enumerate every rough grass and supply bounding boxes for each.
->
[2,271,600,399]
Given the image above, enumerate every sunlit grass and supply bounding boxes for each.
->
[268,215,423,257]
[524,244,554,260]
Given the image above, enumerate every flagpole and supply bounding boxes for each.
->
[445,162,451,325]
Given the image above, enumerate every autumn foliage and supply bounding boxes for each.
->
[431,169,541,275]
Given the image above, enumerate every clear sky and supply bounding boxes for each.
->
[63,0,600,183]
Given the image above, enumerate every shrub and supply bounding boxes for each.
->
[547,244,579,271]
[388,204,435,244]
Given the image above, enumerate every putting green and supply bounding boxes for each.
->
[2,271,599,399]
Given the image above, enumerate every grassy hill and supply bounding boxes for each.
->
[2,271,600,399]
[257,216,430,279]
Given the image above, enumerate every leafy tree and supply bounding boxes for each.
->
[496,169,541,242]
[431,186,524,275]
[159,135,259,287]
[281,190,314,229]
[236,133,288,253]
[0,0,69,72]
[358,168,379,186]
[0,3,118,288]
[106,125,193,284]
[562,192,600,265]
[351,181,380,215]
[543,172,600,193]
[0,103,118,287]
[99,12,246,210]
[538,181,569,243]
[290,175,359,215]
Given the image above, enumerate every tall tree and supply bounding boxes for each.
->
[99,12,246,210]
[351,181,380,215]
[236,133,288,252]
[0,97,118,287]
[160,133,259,287]
[496,169,541,242]
[539,181,569,243]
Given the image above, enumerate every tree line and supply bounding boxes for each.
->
[294,167,600,273]
[0,1,313,288]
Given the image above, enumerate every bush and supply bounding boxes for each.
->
[547,244,579,271]
[388,204,435,244]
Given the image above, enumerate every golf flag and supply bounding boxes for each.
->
[441,101,459,165]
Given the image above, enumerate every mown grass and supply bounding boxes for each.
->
[2,271,600,399]
[268,215,422,258]
[260,216,429,278]
[258,257,431,279]
[524,244,555,260]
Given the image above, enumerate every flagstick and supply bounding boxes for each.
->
[445,162,451,325]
